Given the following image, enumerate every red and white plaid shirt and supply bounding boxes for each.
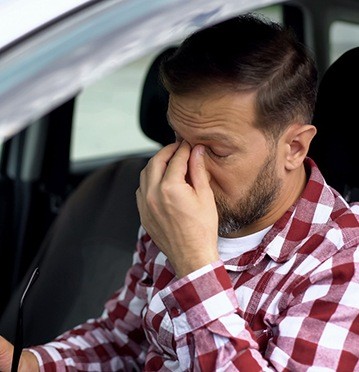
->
[29,158,359,371]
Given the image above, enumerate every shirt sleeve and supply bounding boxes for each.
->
[159,261,269,371]
[27,232,150,372]
[159,246,359,371]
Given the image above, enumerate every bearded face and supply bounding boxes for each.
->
[215,150,282,237]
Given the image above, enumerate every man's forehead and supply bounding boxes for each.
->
[166,112,239,146]
[168,90,256,119]
[168,91,232,113]
[167,91,257,142]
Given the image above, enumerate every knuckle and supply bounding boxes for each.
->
[159,181,173,195]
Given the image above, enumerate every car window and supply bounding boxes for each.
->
[71,5,282,164]
[71,52,162,163]
[330,20,359,63]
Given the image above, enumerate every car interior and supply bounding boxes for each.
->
[0,46,176,346]
[310,46,359,202]
[0,2,359,353]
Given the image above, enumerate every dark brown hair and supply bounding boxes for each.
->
[160,13,317,139]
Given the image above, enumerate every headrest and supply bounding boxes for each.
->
[310,47,359,200]
[139,47,177,146]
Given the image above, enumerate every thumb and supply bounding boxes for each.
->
[0,335,14,372]
[189,145,211,192]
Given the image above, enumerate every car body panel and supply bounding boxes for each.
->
[0,0,283,141]
[0,0,92,50]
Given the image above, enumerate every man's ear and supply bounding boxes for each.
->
[282,124,317,171]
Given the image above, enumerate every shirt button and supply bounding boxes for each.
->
[170,307,180,317]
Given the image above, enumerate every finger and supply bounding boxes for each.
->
[141,142,181,189]
[135,187,145,225]
[162,141,191,183]
[135,186,142,208]
[189,145,212,193]
[152,142,181,168]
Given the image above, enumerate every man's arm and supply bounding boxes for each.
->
[0,336,39,371]
[136,141,269,370]
[0,236,150,372]
[159,261,269,371]
[157,247,359,371]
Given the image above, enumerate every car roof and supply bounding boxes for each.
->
[0,0,283,141]
[0,0,92,50]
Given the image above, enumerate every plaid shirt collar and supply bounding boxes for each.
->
[224,157,355,271]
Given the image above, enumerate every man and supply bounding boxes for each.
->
[1,13,359,371]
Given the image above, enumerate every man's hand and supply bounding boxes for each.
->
[0,336,13,371]
[0,336,39,372]
[136,141,219,278]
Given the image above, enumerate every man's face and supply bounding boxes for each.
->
[167,90,283,238]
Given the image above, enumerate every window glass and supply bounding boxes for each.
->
[71,5,282,163]
[71,52,161,162]
[330,21,359,63]
[254,5,282,23]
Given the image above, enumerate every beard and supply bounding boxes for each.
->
[215,150,282,237]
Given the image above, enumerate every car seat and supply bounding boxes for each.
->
[310,47,359,202]
[0,46,176,347]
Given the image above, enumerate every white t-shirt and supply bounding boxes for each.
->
[217,226,272,261]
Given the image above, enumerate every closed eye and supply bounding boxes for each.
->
[207,147,229,159]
